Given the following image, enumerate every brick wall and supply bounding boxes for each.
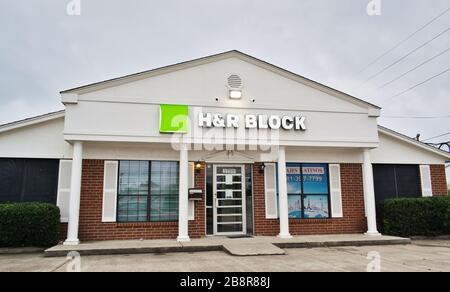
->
[60,223,68,241]
[60,160,205,242]
[430,164,448,196]
[59,159,448,242]
[188,162,206,238]
[253,163,367,236]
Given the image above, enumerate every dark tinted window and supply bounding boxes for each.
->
[396,165,421,198]
[373,165,397,203]
[0,159,59,204]
[373,164,421,203]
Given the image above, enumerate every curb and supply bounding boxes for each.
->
[0,247,46,255]
[44,238,411,258]
[275,238,411,249]
[45,245,224,258]
[411,235,450,241]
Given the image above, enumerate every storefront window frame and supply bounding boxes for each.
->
[116,160,180,223]
[278,162,332,220]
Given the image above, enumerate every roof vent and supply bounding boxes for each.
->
[227,75,243,90]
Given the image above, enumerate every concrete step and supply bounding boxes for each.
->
[44,235,411,257]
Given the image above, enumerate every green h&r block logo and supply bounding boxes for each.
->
[159,104,189,133]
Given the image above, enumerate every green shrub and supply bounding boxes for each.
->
[0,203,60,247]
[380,197,450,237]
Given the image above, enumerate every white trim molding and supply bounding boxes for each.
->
[57,159,73,223]
[102,161,119,222]
[329,164,343,218]
[264,163,278,219]
[420,165,433,197]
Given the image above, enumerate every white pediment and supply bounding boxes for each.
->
[62,51,381,147]
[63,51,379,115]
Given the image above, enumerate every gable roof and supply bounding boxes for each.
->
[378,125,450,160]
[0,110,65,134]
[60,50,381,111]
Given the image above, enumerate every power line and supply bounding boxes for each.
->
[376,47,450,90]
[427,142,450,152]
[383,115,450,119]
[361,28,449,85]
[428,141,450,145]
[353,7,450,76]
[423,132,450,142]
[383,68,450,102]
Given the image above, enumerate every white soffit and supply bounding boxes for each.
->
[0,111,448,162]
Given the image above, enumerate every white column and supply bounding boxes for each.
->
[177,143,190,242]
[64,141,83,245]
[277,146,292,239]
[363,148,381,236]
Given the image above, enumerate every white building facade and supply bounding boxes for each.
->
[0,51,448,244]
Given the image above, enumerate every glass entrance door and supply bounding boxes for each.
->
[213,165,246,235]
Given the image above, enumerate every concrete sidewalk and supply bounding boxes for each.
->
[45,234,410,257]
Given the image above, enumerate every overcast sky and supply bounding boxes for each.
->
[1,1,449,167]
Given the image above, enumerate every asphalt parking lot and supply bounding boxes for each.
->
[0,240,449,272]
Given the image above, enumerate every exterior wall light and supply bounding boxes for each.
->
[195,161,203,173]
[229,90,242,99]
[227,74,243,100]
[260,163,266,174]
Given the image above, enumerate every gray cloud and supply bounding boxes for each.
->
[0,0,449,149]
